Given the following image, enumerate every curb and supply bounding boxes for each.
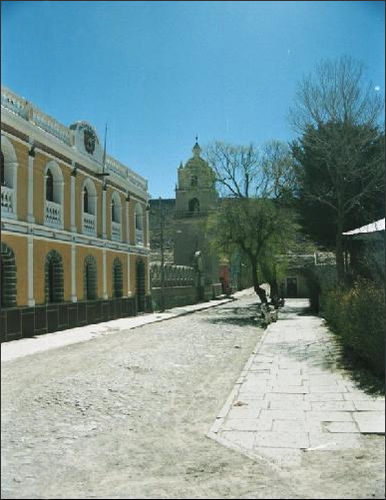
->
[205,312,286,473]
[206,320,273,437]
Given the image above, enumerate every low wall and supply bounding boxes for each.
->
[151,283,224,311]
[151,286,197,310]
[0,295,152,342]
[211,283,223,298]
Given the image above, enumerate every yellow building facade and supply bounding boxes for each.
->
[1,86,151,340]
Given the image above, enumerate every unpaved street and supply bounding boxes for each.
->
[1,293,384,499]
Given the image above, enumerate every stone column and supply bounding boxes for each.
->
[70,167,77,232]
[71,244,77,302]
[127,253,131,297]
[126,194,130,244]
[102,248,108,299]
[27,147,35,223]
[27,235,35,306]
[102,186,107,239]
[146,256,151,295]
[146,209,150,248]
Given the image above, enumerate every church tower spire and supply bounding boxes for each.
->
[192,135,201,157]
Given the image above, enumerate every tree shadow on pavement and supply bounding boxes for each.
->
[336,347,385,396]
[206,304,265,328]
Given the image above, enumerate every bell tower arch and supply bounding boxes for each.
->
[175,139,218,216]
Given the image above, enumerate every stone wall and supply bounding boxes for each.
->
[151,286,197,310]
[150,262,195,287]
[151,283,223,311]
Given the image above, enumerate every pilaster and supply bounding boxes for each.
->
[27,235,35,306]
[27,146,35,223]
[102,248,108,299]
[71,244,77,302]
[70,166,77,232]
[102,186,107,239]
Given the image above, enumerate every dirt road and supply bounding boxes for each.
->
[1,293,384,498]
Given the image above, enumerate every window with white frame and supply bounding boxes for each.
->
[1,135,18,219]
[135,203,143,246]
[1,151,4,186]
[111,191,122,241]
[82,178,97,236]
[44,161,64,229]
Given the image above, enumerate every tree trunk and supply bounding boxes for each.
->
[336,216,345,284]
[269,280,279,309]
[251,258,268,304]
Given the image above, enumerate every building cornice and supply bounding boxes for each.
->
[1,219,151,256]
[1,86,149,200]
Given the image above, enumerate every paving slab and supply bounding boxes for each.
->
[353,412,385,434]
[253,430,309,449]
[269,400,312,411]
[207,298,385,470]
[307,431,361,450]
[353,400,385,411]
[310,400,355,411]
[324,421,359,433]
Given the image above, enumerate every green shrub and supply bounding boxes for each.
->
[304,264,337,313]
[322,279,385,378]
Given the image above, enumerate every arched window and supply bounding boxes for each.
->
[191,175,198,187]
[1,151,4,186]
[82,179,97,235]
[1,243,17,308]
[48,260,55,302]
[110,192,122,223]
[111,192,122,241]
[46,169,54,201]
[189,198,200,213]
[112,258,123,298]
[135,203,143,245]
[136,259,146,312]
[111,197,117,222]
[44,161,64,228]
[1,135,18,218]
[84,255,97,300]
[45,250,64,303]
[83,186,89,213]
[44,161,63,204]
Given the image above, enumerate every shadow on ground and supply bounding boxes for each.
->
[206,304,265,328]
[336,347,385,396]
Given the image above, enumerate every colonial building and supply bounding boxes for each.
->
[1,86,151,341]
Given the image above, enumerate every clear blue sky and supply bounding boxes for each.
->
[2,1,384,198]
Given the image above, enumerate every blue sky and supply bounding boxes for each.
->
[2,1,385,198]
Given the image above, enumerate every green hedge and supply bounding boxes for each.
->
[303,264,337,313]
[321,279,385,378]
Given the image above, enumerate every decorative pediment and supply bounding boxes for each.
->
[69,121,103,162]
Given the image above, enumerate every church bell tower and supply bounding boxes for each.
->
[174,139,219,287]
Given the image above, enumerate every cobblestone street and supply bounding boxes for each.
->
[1,292,384,499]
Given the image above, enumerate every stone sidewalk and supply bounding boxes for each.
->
[1,291,254,363]
[207,299,385,469]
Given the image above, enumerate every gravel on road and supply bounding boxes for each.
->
[1,293,384,499]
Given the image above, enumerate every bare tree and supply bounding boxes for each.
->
[289,56,384,132]
[205,140,297,304]
[289,56,385,283]
[205,140,295,199]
